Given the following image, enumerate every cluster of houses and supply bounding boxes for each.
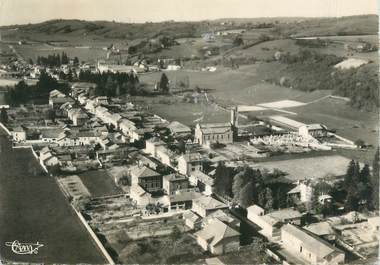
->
[2,76,378,264]
[247,204,379,264]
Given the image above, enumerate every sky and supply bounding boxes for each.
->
[0,0,378,26]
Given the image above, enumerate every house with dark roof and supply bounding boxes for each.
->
[195,219,240,255]
[130,165,162,192]
[162,173,189,195]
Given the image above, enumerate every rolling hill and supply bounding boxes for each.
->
[0,15,377,43]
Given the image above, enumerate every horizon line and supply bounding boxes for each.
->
[0,13,378,27]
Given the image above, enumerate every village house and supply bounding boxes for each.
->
[78,94,88,105]
[247,205,302,239]
[168,190,202,211]
[72,110,88,126]
[119,119,138,140]
[135,154,159,170]
[281,224,345,265]
[130,184,153,206]
[49,96,75,110]
[130,165,162,192]
[202,209,240,231]
[303,221,337,241]
[195,123,233,145]
[192,196,228,218]
[39,146,60,167]
[177,152,203,176]
[57,129,99,147]
[162,173,189,195]
[96,147,130,163]
[184,210,203,230]
[195,219,240,255]
[167,121,191,137]
[144,137,165,157]
[189,170,214,196]
[156,145,176,167]
[287,180,314,203]
[109,113,122,129]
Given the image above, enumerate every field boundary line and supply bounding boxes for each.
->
[0,122,11,136]
[73,208,116,265]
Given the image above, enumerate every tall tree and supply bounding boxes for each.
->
[159,73,169,94]
[264,188,274,211]
[0,107,8,124]
[370,149,379,209]
[239,181,254,208]
[214,162,232,197]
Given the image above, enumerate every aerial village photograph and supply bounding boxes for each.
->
[0,0,379,264]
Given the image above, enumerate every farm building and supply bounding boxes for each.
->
[195,123,233,145]
[298,124,328,138]
[195,219,240,255]
[267,115,305,131]
[281,224,345,265]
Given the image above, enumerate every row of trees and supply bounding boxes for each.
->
[77,70,140,97]
[213,162,290,210]
[342,151,379,211]
[36,52,79,67]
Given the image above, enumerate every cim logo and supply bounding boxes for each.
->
[5,240,44,255]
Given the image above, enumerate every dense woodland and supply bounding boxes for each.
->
[77,70,140,97]
[36,52,79,67]
[278,50,379,112]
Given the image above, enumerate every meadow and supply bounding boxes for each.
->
[15,43,108,63]
[0,132,105,264]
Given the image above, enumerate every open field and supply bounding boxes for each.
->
[77,169,122,197]
[286,97,378,146]
[0,133,105,263]
[15,43,108,63]
[253,155,353,181]
[138,65,377,153]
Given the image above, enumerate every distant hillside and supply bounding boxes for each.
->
[0,15,377,42]
[0,19,209,42]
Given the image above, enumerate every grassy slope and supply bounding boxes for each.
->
[0,133,105,263]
